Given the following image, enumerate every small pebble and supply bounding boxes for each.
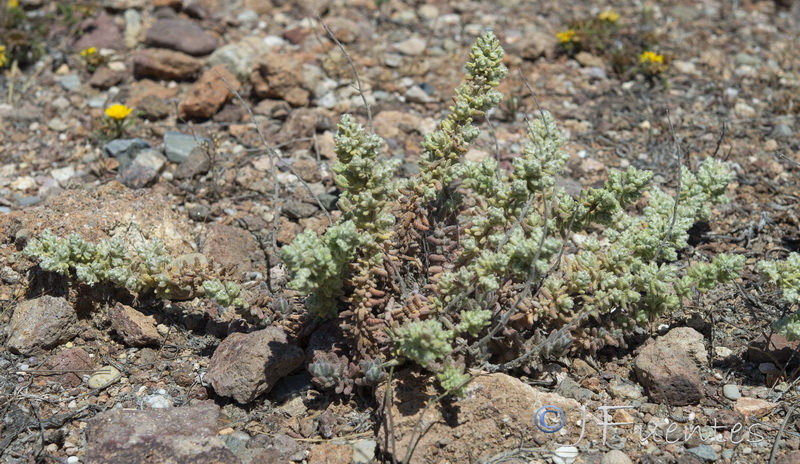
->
[723,384,741,400]
[88,365,121,389]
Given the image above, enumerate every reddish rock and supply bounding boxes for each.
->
[127,79,178,108]
[145,18,218,56]
[251,54,310,107]
[734,397,778,419]
[73,11,123,51]
[40,347,94,388]
[86,402,238,463]
[178,65,240,120]
[202,223,265,276]
[89,67,126,89]
[307,443,353,464]
[204,327,304,404]
[292,159,322,183]
[748,333,800,364]
[634,330,706,406]
[109,303,161,347]
[7,296,81,356]
[133,49,204,81]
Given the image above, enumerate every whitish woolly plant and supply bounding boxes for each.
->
[284,31,743,396]
[24,230,243,307]
[758,252,800,341]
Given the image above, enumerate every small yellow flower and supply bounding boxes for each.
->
[105,104,133,120]
[640,51,664,64]
[80,47,98,57]
[556,29,576,43]
[598,9,620,22]
[0,45,7,68]
[8,0,19,9]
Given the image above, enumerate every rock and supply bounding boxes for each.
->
[163,131,210,163]
[73,11,123,51]
[556,376,594,401]
[202,224,265,276]
[634,329,706,406]
[771,124,793,139]
[602,449,633,464]
[109,303,161,347]
[89,67,126,89]
[323,17,360,44]
[128,79,178,108]
[119,163,159,189]
[748,333,800,363]
[734,101,757,119]
[734,397,777,418]
[394,36,426,56]
[283,201,318,219]
[145,18,218,56]
[657,327,708,367]
[405,85,434,103]
[378,372,588,463]
[373,110,422,139]
[179,65,240,120]
[208,36,270,78]
[352,440,376,464]
[131,149,167,173]
[86,402,238,463]
[47,117,69,132]
[7,296,81,356]
[133,48,204,81]
[292,159,322,183]
[59,74,81,92]
[308,443,352,464]
[509,29,557,60]
[722,384,741,401]
[175,147,211,179]
[123,9,142,48]
[252,54,310,107]
[136,94,172,121]
[40,348,94,388]
[204,327,305,403]
[575,51,605,68]
[686,444,718,462]
[607,377,643,401]
[267,372,314,404]
[735,52,761,66]
[102,138,152,171]
[552,446,579,464]
[88,365,121,389]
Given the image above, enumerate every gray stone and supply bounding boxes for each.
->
[131,149,167,172]
[47,117,69,132]
[722,384,741,400]
[687,444,718,461]
[204,327,305,403]
[103,138,152,170]
[771,124,793,139]
[59,74,81,92]
[86,402,237,463]
[556,376,594,402]
[735,53,761,66]
[223,431,251,456]
[208,37,269,79]
[163,131,209,163]
[602,449,633,464]
[7,296,80,356]
[394,36,426,56]
[267,372,314,404]
[145,18,218,56]
[352,440,376,464]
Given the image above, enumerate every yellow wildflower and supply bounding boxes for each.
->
[8,0,19,8]
[80,47,98,57]
[640,51,664,64]
[105,104,133,120]
[556,29,576,43]
[0,45,7,68]
[598,9,620,22]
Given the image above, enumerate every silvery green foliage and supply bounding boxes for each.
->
[758,252,800,340]
[202,279,244,307]
[24,230,242,307]
[281,220,362,319]
[436,362,471,397]
[308,352,359,395]
[392,319,454,368]
[414,31,508,200]
[457,307,493,337]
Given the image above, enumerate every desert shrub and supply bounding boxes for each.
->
[758,253,800,341]
[283,32,743,396]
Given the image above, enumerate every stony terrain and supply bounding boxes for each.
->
[0,0,798,463]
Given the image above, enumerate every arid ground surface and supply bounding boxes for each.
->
[0,0,798,463]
